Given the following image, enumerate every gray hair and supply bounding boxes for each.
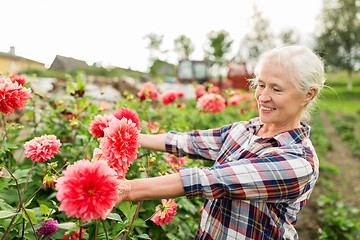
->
[249,45,326,122]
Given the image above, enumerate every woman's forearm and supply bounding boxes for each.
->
[138,134,167,152]
[125,173,185,201]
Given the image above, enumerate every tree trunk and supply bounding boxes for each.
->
[347,70,353,92]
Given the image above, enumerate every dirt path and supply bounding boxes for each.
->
[296,111,360,239]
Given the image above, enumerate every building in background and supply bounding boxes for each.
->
[49,55,88,71]
[0,46,46,73]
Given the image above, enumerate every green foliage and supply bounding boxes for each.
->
[149,60,176,77]
[205,30,233,77]
[174,35,195,60]
[317,194,360,240]
[238,4,275,64]
[315,0,360,72]
[0,73,259,239]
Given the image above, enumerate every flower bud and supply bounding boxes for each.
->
[70,121,78,127]
[43,174,58,188]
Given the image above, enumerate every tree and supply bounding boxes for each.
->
[238,4,275,66]
[315,0,360,91]
[174,35,195,60]
[205,30,233,80]
[144,33,165,69]
[278,28,301,45]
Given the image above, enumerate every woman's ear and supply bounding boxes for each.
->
[302,87,316,106]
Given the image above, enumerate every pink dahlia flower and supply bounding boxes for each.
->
[195,84,206,98]
[24,135,61,162]
[99,118,140,179]
[196,93,226,114]
[113,107,141,130]
[177,90,185,98]
[56,160,120,222]
[0,78,32,115]
[164,154,187,167]
[228,95,244,106]
[64,228,87,240]
[151,199,178,226]
[207,86,220,94]
[99,101,110,112]
[10,73,26,86]
[89,114,115,138]
[137,81,159,101]
[161,90,178,106]
[92,148,127,179]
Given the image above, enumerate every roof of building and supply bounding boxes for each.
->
[0,48,45,65]
[49,55,88,71]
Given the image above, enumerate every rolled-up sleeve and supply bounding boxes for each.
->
[165,124,232,160]
[179,148,315,201]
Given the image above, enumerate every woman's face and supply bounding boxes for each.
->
[255,62,310,131]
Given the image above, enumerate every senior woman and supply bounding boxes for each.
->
[116,45,326,240]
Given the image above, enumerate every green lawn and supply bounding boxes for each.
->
[318,71,360,113]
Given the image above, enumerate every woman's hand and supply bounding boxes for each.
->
[115,179,132,204]
[102,179,132,220]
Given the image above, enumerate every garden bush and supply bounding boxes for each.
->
[0,73,257,239]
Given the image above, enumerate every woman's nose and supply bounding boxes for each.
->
[258,89,271,102]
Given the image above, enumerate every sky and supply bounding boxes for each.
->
[0,0,323,72]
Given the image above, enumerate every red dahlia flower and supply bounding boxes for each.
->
[24,134,61,162]
[99,118,140,179]
[56,160,120,222]
[195,84,206,98]
[89,114,115,138]
[10,73,26,86]
[0,78,32,115]
[137,81,159,101]
[161,90,178,105]
[151,199,178,226]
[196,93,226,114]
[113,107,141,130]
[163,154,187,167]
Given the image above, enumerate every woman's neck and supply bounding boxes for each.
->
[256,122,302,138]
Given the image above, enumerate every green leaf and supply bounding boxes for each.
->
[55,222,79,231]
[0,198,14,211]
[0,179,11,190]
[118,201,133,220]
[107,213,123,222]
[136,233,151,239]
[0,210,17,219]
[24,195,35,208]
[129,218,146,227]
[22,209,37,224]
[40,204,49,216]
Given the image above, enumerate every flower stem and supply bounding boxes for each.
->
[101,219,109,240]
[20,161,35,201]
[113,229,128,240]
[121,201,143,240]
[94,220,98,240]
[23,183,45,207]
[1,165,35,240]
[0,114,7,148]
[191,110,201,131]
[79,220,83,239]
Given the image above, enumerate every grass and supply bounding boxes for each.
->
[318,71,360,113]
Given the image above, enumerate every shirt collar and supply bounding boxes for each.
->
[248,117,311,146]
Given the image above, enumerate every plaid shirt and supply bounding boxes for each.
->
[165,117,319,240]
